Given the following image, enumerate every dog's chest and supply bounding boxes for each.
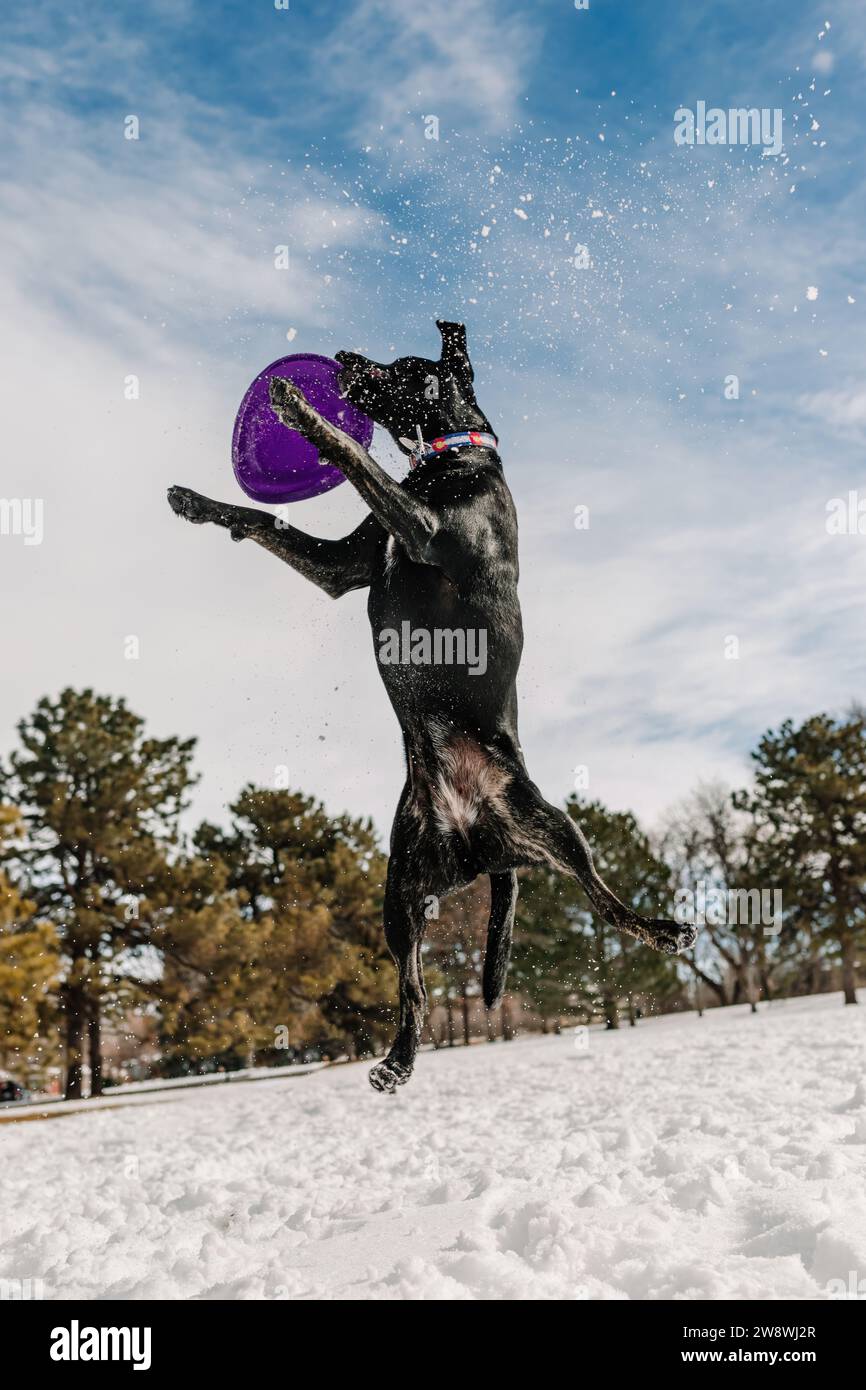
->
[383,535,399,586]
[372,537,459,610]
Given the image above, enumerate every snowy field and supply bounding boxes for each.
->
[2,992,865,1301]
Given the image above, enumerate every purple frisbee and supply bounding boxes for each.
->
[232,353,374,504]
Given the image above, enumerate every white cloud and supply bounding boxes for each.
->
[0,276,402,836]
[0,107,387,365]
[489,372,866,827]
[798,385,866,434]
[320,0,540,139]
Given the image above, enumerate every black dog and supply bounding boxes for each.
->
[168,321,695,1093]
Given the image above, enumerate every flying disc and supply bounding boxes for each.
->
[232,353,374,504]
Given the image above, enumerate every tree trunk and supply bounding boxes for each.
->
[688,961,726,1007]
[603,994,619,1030]
[64,982,86,1100]
[89,999,103,1098]
[626,993,636,1027]
[841,934,858,1006]
[740,963,758,1014]
[501,998,514,1041]
[461,993,471,1047]
[446,998,455,1046]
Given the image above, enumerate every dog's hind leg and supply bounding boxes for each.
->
[483,871,518,1009]
[369,811,444,1095]
[369,863,431,1095]
[504,780,696,956]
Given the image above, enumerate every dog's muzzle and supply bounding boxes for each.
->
[336,359,386,404]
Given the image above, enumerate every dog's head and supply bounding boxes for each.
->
[335,321,493,457]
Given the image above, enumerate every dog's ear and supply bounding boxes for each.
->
[436,320,474,385]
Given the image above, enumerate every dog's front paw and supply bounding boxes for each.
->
[268,375,308,432]
[647,919,698,955]
[369,1058,412,1094]
[168,485,215,524]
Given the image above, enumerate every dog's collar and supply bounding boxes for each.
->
[405,430,499,468]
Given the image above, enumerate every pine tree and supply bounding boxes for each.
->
[145,852,254,1072]
[425,877,487,1044]
[509,865,593,1027]
[512,797,680,1029]
[734,712,866,1006]
[191,787,394,1063]
[0,689,197,1097]
[0,808,61,1083]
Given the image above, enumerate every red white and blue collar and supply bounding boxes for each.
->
[408,430,499,467]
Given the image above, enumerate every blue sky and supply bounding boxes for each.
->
[1,0,864,837]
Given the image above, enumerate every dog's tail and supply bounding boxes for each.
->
[483,871,519,1009]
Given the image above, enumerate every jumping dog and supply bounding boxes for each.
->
[168,321,696,1093]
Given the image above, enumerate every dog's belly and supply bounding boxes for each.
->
[426,726,511,837]
[402,722,530,880]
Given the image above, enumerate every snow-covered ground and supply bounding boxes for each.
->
[0,1059,326,1118]
[2,992,865,1301]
